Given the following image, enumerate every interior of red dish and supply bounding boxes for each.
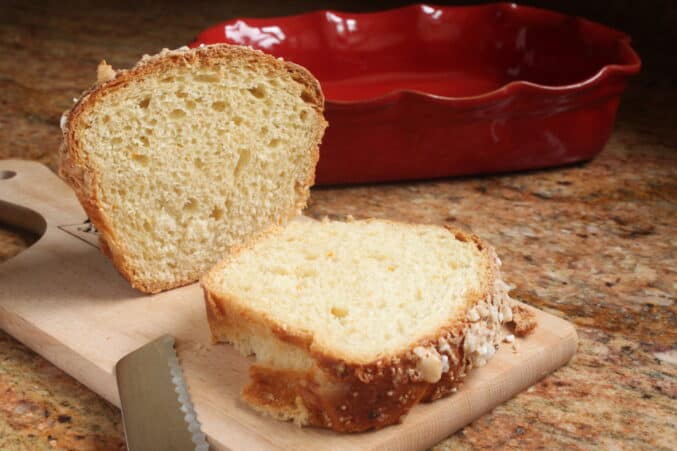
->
[198,3,636,101]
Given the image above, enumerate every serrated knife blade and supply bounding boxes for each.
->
[115,335,209,451]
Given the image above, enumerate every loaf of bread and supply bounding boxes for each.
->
[59,44,327,293]
[202,218,515,432]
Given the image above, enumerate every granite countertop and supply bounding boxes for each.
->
[1,1,675,450]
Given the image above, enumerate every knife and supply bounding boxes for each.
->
[115,335,209,451]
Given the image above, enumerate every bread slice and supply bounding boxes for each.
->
[59,45,327,293]
[202,218,515,432]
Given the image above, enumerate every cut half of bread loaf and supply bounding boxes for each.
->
[202,218,515,432]
[59,44,327,293]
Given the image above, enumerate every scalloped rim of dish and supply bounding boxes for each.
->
[193,2,642,107]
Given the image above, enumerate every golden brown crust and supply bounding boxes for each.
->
[239,325,471,432]
[58,44,326,293]
[242,364,437,432]
[202,222,514,432]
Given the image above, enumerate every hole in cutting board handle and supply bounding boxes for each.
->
[0,168,46,260]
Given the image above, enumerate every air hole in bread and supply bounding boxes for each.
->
[370,254,388,261]
[210,206,224,220]
[194,157,204,169]
[195,73,219,83]
[268,138,280,148]
[300,90,314,104]
[170,109,186,119]
[248,85,266,99]
[131,154,149,166]
[211,101,227,112]
[331,306,348,318]
[176,90,188,98]
[233,116,243,126]
[142,220,152,232]
[269,266,290,276]
[103,115,111,124]
[185,99,197,110]
[297,267,317,278]
[234,148,251,179]
[138,96,151,109]
[183,197,198,212]
[139,136,149,146]
[300,110,308,121]
[111,137,122,145]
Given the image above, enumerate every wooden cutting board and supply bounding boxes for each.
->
[0,160,577,451]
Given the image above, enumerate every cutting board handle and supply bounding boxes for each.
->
[0,159,84,233]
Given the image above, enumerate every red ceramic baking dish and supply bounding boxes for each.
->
[192,3,640,185]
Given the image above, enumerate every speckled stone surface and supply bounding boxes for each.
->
[1,1,675,450]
